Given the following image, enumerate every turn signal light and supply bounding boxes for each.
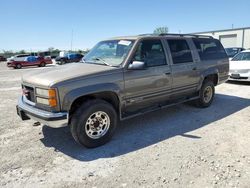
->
[49,98,57,107]
[48,89,56,98]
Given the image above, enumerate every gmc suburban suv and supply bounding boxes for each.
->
[16,33,229,148]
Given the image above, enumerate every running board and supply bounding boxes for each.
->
[121,95,199,120]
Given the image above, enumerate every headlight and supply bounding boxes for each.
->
[35,88,57,107]
[36,97,50,105]
[36,88,49,97]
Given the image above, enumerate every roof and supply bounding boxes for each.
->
[192,26,250,34]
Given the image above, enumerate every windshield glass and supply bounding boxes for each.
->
[225,48,240,58]
[83,40,134,67]
[232,52,250,61]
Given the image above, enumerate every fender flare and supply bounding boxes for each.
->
[197,68,219,90]
[62,83,121,111]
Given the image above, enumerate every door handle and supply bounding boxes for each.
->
[192,67,197,71]
[165,72,171,75]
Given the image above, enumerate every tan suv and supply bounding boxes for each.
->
[17,33,229,148]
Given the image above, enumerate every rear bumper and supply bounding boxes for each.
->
[218,75,229,84]
[17,96,68,128]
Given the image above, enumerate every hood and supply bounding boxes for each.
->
[22,63,118,87]
[230,60,250,70]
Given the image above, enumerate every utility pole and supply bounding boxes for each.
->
[70,29,74,52]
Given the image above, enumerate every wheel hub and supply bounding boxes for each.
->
[93,120,100,128]
[203,86,212,103]
[85,111,110,139]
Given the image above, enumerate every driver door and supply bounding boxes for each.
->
[123,39,172,113]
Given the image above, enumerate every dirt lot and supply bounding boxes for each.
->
[0,62,250,188]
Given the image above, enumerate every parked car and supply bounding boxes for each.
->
[7,56,52,69]
[225,47,245,59]
[229,50,250,82]
[16,34,229,148]
[0,55,6,61]
[55,53,83,64]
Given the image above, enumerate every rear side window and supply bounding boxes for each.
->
[193,38,227,60]
[167,39,193,64]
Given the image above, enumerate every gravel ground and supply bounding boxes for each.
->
[0,62,250,188]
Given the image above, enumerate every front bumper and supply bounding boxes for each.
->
[228,73,250,82]
[7,63,14,67]
[17,96,68,128]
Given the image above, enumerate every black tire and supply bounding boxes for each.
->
[60,60,65,65]
[16,64,22,69]
[70,99,118,148]
[195,80,215,108]
[39,62,46,67]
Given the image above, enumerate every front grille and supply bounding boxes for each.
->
[23,85,35,102]
[230,69,249,74]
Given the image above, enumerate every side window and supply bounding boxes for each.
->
[193,38,227,60]
[167,39,193,64]
[133,39,167,67]
[242,52,250,61]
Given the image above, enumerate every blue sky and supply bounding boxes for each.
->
[1,0,250,51]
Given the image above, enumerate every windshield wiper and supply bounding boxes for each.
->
[91,57,112,66]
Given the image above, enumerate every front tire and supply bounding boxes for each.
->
[195,80,215,108]
[70,99,118,148]
[39,62,46,67]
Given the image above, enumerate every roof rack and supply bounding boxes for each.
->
[158,33,213,39]
[138,33,213,39]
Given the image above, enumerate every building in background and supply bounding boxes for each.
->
[193,27,250,49]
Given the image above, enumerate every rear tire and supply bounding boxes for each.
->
[70,99,118,148]
[195,80,215,108]
[16,64,22,69]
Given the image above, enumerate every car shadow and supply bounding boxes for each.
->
[40,93,250,161]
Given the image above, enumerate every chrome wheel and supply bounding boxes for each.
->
[85,111,110,139]
[203,86,213,103]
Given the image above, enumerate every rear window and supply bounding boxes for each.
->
[192,38,227,60]
[18,54,29,57]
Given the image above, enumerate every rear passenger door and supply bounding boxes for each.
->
[165,38,199,97]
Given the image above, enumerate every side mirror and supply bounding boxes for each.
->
[128,61,146,70]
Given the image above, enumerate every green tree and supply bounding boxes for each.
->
[48,47,55,52]
[19,50,26,54]
[153,27,169,34]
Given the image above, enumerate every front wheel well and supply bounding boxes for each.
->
[69,91,120,123]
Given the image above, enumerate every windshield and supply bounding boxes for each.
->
[83,40,134,67]
[225,48,240,58]
[232,52,250,61]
